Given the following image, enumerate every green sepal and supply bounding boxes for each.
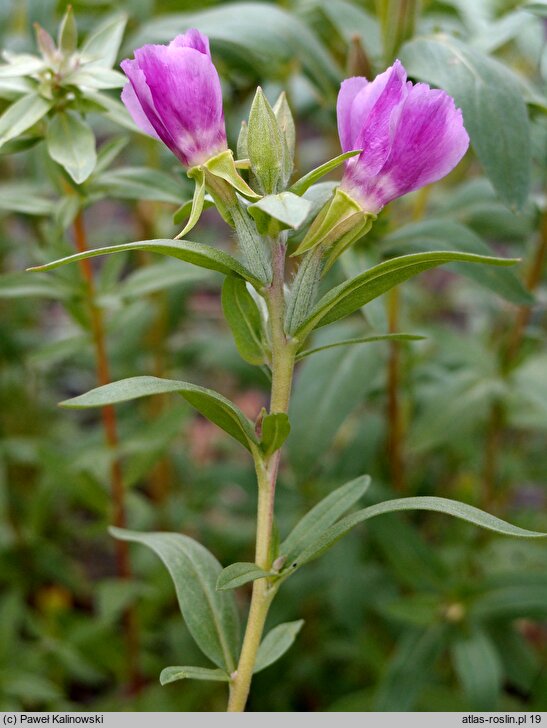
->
[248,191,311,236]
[174,169,206,239]
[260,412,291,457]
[202,148,259,200]
[292,187,369,257]
[323,214,374,273]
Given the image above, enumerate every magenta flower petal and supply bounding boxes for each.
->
[338,61,469,213]
[121,78,160,140]
[120,29,227,167]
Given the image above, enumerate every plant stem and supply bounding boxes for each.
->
[72,211,141,692]
[387,286,405,492]
[227,240,296,712]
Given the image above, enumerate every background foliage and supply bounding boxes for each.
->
[1,0,546,712]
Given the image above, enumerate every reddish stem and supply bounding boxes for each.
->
[73,211,141,693]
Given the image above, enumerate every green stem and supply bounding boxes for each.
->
[227,239,296,712]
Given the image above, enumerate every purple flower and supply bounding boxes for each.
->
[337,60,469,213]
[121,30,227,168]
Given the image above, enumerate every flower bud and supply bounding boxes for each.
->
[247,87,285,194]
[120,30,228,168]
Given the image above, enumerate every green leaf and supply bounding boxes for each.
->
[84,90,139,133]
[28,239,263,287]
[280,475,371,566]
[111,528,239,672]
[383,220,534,306]
[91,166,183,204]
[290,150,361,197]
[221,276,266,365]
[81,13,127,68]
[216,562,270,591]
[374,626,448,710]
[0,93,52,148]
[296,333,425,360]
[131,3,341,99]
[254,620,305,673]
[118,261,211,299]
[0,272,73,300]
[294,251,518,338]
[160,666,229,685]
[400,35,531,210]
[46,111,96,184]
[0,183,54,216]
[0,55,45,78]
[452,630,502,711]
[523,0,547,16]
[249,192,311,235]
[261,412,290,457]
[58,6,77,54]
[61,376,259,451]
[285,496,546,574]
[67,68,126,90]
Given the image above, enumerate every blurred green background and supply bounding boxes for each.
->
[1,0,546,712]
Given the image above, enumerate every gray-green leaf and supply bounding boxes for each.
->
[46,111,96,184]
[294,251,518,338]
[296,333,424,360]
[28,239,263,287]
[400,35,531,210]
[216,563,270,591]
[111,528,240,672]
[286,496,546,574]
[0,93,52,148]
[254,620,304,673]
[290,150,361,197]
[221,276,266,365]
[160,666,229,685]
[260,412,290,457]
[60,376,259,451]
[280,475,371,565]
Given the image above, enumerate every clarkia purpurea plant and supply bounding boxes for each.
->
[29,28,547,712]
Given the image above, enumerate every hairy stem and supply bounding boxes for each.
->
[227,240,296,712]
[73,211,141,692]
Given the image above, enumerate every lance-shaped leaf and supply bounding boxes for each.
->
[46,111,97,184]
[221,276,266,365]
[81,13,127,68]
[111,529,240,672]
[293,251,518,338]
[400,35,530,210]
[296,333,425,361]
[254,620,305,673]
[61,376,259,451]
[452,630,502,711]
[282,496,547,574]
[216,562,270,591]
[160,666,229,685]
[290,150,361,196]
[280,475,371,566]
[260,412,290,457]
[0,93,53,148]
[28,239,263,288]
